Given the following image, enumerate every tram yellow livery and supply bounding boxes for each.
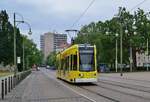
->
[56,44,98,83]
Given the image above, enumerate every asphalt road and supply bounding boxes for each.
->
[0,68,94,102]
[1,68,150,102]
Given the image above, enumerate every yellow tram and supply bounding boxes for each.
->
[56,44,98,83]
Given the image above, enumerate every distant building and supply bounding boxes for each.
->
[136,52,150,67]
[40,35,44,53]
[40,32,67,60]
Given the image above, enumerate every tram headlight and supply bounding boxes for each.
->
[79,73,83,77]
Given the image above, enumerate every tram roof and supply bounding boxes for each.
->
[58,44,94,53]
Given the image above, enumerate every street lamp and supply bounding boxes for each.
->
[141,21,149,71]
[115,33,119,72]
[120,22,123,76]
[14,13,25,75]
[105,30,119,73]
[22,21,32,71]
[13,13,32,75]
[124,18,137,72]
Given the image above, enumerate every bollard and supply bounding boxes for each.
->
[17,75,19,84]
[13,76,15,88]
[5,78,7,95]
[11,76,13,90]
[1,80,4,100]
[8,77,10,92]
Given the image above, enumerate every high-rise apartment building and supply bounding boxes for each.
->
[40,35,44,52]
[40,32,67,60]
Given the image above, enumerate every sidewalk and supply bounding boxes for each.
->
[100,72,150,81]
[0,70,90,102]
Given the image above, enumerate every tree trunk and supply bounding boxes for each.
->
[132,47,137,71]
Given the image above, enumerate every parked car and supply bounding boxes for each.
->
[46,65,50,69]
[50,66,56,70]
[99,63,110,73]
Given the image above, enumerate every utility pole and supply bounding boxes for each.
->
[13,12,32,73]
[115,33,118,72]
[120,23,123,76]
[147,38,149,71]
[115,38,118,72]
[129,44,133,72]
[118,7,124,76]
[23,37,25,71]
[13,13,17,76]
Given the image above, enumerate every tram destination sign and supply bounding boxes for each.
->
[79,49,94,53]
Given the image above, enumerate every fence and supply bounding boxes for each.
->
[0,70,31,100]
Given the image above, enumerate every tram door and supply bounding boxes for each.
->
[63,59,65,77]
[64,56,69,77]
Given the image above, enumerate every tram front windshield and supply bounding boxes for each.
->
[79,51,95,71]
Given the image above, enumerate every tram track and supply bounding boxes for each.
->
[77,85,120,102]
[98,79,150,93]
[100,75,150,83]
[77,82,150,102]
[43,69,150,102]
[95,81,150,101]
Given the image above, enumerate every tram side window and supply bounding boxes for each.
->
[73,55,77,70]
[60,60,62,70]
[56,59,59,70]
[67,56,69,70]
[70,55,72,70]
[65,58,67,70]
[65,57,69,71]
[61,59,65,70]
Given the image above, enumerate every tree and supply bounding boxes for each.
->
[46,52,57,67]
[0,10,42,71]
[0,10,14,65]
[74,7,150,70]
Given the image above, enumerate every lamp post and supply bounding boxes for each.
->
[115,33,119,72]
[13,13,32,75]
[141,21,149,71]
[124,18,137,72]
[14,13,24,75]
[105,30,119,72]
[145,22,149,71]
[22,22,32,71]
[147,38,149,71]
[120,22,123,76]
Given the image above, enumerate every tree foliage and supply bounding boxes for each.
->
[46,52,57,66]
[0,10,42,71]
[74,7,150,70]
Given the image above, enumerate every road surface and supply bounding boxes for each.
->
[1,68,150,102]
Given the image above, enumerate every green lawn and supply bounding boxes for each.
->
[0,72,13,77]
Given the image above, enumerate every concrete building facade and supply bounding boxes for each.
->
[40,32,67,60]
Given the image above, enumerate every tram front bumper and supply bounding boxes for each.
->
[75,78,97,83]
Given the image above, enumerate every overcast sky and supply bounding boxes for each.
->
[0,0,150,49]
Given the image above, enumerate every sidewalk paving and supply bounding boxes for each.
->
[0,70,90,102]
[100,72,150,81]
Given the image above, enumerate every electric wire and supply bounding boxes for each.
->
[130,0,148,11]
[70,0,96,28]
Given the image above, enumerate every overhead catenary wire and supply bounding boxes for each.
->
[130,0,148,11]
[70,0,96,29]
[68,0,147,39]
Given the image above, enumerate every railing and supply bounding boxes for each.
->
[0,70,31,100]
